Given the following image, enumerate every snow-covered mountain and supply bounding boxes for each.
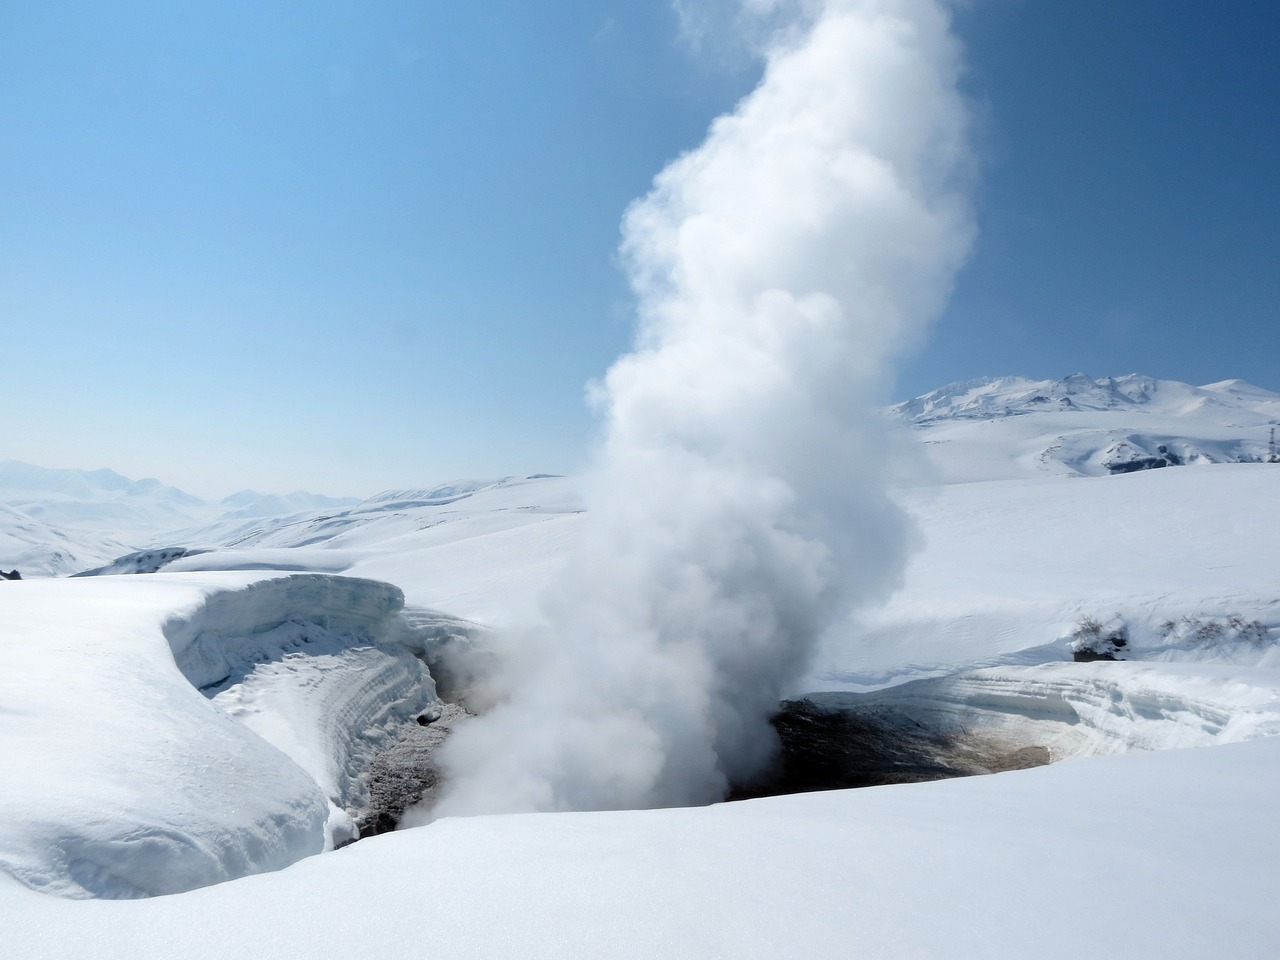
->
[891,373,1280,482]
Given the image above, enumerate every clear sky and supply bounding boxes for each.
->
[3,1,1277,498]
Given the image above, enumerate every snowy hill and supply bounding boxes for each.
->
[164,474,585,624]
[0,461,220,567]
[0,462,366,576]
[891,373,1280,482]
[0,500,134,576]
[217,490,360,520]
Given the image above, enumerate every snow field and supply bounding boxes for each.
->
[816,464,1280,686]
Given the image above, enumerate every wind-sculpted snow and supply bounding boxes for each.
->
[163,575,441,844]
[0,572,436,899]
[162,574,405,690]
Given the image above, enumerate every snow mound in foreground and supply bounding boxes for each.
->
[0,573,433,899]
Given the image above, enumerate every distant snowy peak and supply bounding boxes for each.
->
[0,460,203,506]
[219,490,361,520]
[0,460,216,545]
[892,373,1280,426]
[893,374,1280,483]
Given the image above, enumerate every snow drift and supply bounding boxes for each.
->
[0,573,435,899]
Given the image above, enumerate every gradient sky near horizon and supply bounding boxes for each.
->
[3,1,1277,498]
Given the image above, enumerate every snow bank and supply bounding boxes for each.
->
[172,577,441,840]
[0,572,434,899]
[162,574,404,690]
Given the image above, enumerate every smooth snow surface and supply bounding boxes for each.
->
[816,464,1280,688]
[3,736,1279,959]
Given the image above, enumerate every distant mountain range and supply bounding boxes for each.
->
[892,373,1280,425]
[4,373,1278,575]
[0,460,361,576]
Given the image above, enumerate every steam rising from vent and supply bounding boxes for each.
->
[432,0,974,815]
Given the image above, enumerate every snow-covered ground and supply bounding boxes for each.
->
[2,374,1279,957]
[816,463,1280,686]
[5,735,1279,959]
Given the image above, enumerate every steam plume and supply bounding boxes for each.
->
[433,0,974,815]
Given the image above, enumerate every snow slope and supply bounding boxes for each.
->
[814,463,1280,687]
[892,373,1280,482]
[164,474,585,622]
[0,500,132,576]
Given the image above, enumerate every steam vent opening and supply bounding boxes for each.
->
[358,686,1059,836]
[730,699,1051,802]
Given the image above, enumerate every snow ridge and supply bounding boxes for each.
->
[892,372,1280,425]
[890,373,1280,481]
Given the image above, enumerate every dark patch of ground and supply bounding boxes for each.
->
[730,698,1049,801]
[352,702,471,839]
[348,696,1051,837]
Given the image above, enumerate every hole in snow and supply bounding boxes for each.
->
[730,697,1051,801]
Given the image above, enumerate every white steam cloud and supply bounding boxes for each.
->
[433,0,974,815]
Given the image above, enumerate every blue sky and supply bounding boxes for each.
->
[2,1,1277,497]
[922,0,1280,401]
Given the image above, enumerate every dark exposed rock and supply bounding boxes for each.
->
[352,702,471,838]
[1106,444,1183,474]
[1073,649,1119,663]
[347,695,1051,836]
[730,698,1049,801]
[0,569,20,580]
